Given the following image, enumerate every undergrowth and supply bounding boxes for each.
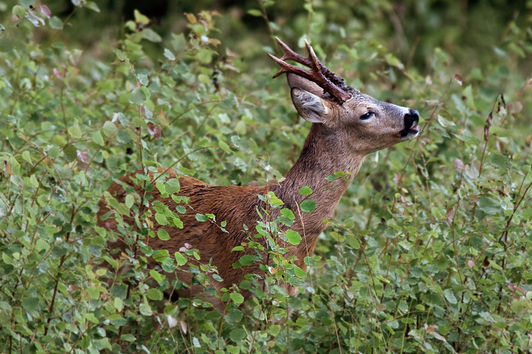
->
[0,1,531,352]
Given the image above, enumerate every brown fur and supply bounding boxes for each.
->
[98,56,419,308]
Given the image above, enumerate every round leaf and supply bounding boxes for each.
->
[175,252,187,266]
[298,186,313,195]
[300,200,316,213]
[146,288,163,301]
[230,292,244,305]
[157,229,170,241]
[286,230,302,245]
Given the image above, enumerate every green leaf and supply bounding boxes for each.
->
[21,296,39,312]
[115,49,127,61]
[121,334,136,342]
[226,308,243,323]
[325,171,346,181]
[218,139,231,153]
[172,216,183,228]
[155,181,166,195]
[113,297,123,312]
[478,196,500,215]
[157,229,170,241]
[63,144,77,162]
[114,202,130,216]
[155,212,168,225]
[298,186,313,195]
[195,213,208,222]
[347,235,360,249]
[146,288,163,301]
[171,33,186,52]
[91,131,104,146]
[149,269,165,285]
[102,121,117,137]
[49,16,63,29]
[437,114,456,128]
[489,153,510,170]
[28,174,38,188]
[125,194,135,209]
[444,289,458,304]
[153,249,169,263]
[196,48,213,64]
[229,327,246,343]
[139,302,153,316]
[293,265,306,277]
[12,5,26,19]
[463,85,476,110]
[21,150,32,163]
[35,239,49,252]
[110,284,127,299]
[230,292,244,305]
[175,252,187,266]
[129,87,146,104]
[94,338,112,351]
[268,324,281,336]
[85,313,99,324]
[385,53,404,69]
[87,286,102,300]
[165,178,180,194]
[8,156,20,176]
[142,28,162,42]
[300,200,316,213]
[286,229,302,245]
[267,191,283,207]
[280,208,295,220]
[68,124,82,139]
[163,48,176,61]
[235,254,255,267]
[198,74,209,84]
[134,9,150,25]
[247,9,262,17]
[85,1,100,12]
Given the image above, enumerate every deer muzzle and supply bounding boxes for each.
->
[400,109,420,139]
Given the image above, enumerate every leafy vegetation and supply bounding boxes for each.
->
[1,1,531,352]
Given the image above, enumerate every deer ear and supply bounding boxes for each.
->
[291,88,328,124]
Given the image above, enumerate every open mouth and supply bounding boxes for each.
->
[400,124,419,140]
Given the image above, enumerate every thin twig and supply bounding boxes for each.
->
[151,145,218,185]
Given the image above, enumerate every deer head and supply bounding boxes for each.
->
[269,38,419,155]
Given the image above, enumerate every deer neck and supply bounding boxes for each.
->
[273,124,365,248]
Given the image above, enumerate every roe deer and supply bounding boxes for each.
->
[97,38,419,308]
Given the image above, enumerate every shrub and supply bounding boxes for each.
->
[0,1,530,352]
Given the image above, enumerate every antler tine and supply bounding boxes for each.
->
[269,38,352,104]
[275,37,311,66]
[268,53,288,78]
[304,40,352,103]
[304,40,321,72]
[268,53,317,81]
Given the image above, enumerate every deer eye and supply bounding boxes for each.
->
[360,111,375,120]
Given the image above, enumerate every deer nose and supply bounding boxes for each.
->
[404,109,419,129]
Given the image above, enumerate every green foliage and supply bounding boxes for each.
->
[1,0,531,353]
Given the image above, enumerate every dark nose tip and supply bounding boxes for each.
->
[404,109,419,128]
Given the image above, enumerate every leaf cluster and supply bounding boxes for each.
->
[0,1,531,353]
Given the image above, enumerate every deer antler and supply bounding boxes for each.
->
[268,37,352,104]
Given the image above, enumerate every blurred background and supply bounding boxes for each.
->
[39,0,532,74]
